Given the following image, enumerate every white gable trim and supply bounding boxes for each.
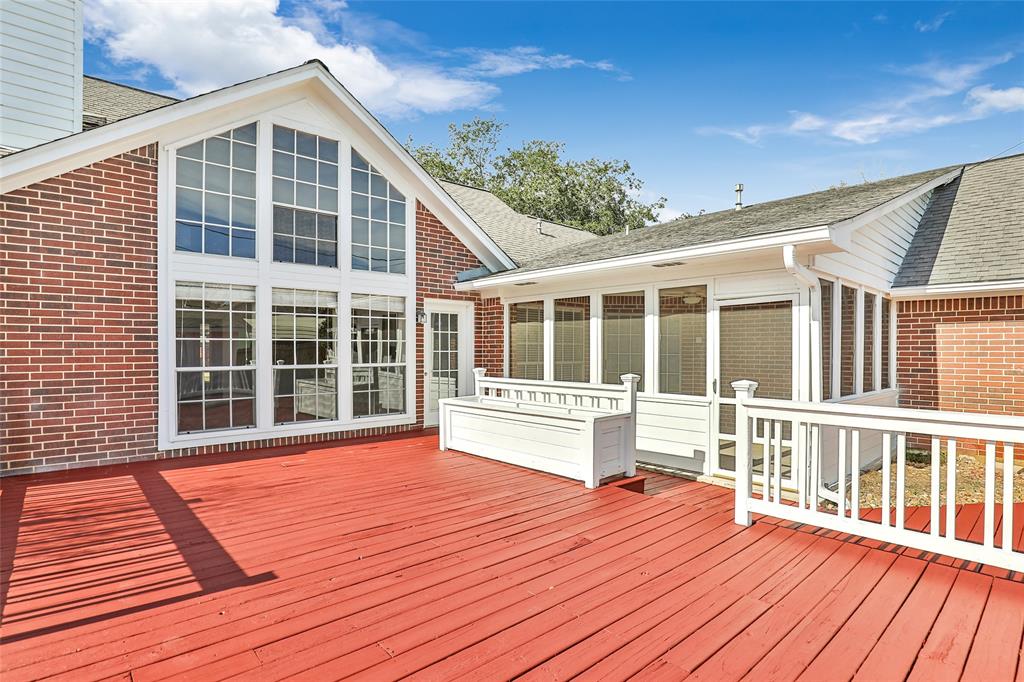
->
[828,168,962,251]
[0,61,515,272]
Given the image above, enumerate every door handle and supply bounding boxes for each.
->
[712,379,718,394]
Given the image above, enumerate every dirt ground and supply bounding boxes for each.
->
[858,454,1024,508]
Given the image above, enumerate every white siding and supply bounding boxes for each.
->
[814,192,932,289]
[0,0,82,151]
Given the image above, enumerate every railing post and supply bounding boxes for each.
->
[473,367,487,396]
[620,373,641,477]
[732,379,759,526]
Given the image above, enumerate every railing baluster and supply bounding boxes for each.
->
[1003,443,1014,552]
[882,432,891,527]
[773,420,782,504]
[796,421,806,510]
[946,439,957,540]
[851,429,860,522]
[810,424,819,512]
[985,442,996,548]
[930,437,940,536]
[838,428,847,519]
[896,434,906,531]
[761,419,770,503]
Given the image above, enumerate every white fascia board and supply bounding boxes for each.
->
[890,279,1024,299]
[0,61,515,272]
[456,224,832,292]
[828,167,962,250]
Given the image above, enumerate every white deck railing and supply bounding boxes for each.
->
[732,380,1024,573]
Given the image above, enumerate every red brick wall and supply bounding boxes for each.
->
[897,295,1024,416]
[0,151,505,476]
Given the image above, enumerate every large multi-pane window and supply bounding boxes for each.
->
[272,126,339,267]
[175,282,256,433]
[553,297,589,382]
[351,150,406,274]
[509,301,544,380]
[658,285,706,395]
[351,294,407,417]
[603,292,645,389]
[175,123,257,257]
[272,289,338,424]
[820,279,833,400]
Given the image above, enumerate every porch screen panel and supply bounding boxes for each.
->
[175,282,256,433]
[819,279,833,400]
[509,301,544,380]
[658,285,707,395]
[272,288,338,424]
[553,297,590,382]
[863,292,876,393]
[602,292,645,390]
[840,285,857,397]
[351,294,407,417]
[881,298,892,389]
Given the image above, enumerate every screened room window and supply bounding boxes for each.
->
[819,279,833,400]
[881,297,892,390]
[175,282,256,433]
[509,301,544,380]
[840,285,857,397]
[658,285,706,395]
[272,289,338,424]
[351,294,407,417]
[603,292,645,389]
[553,297,589,382]
[351,150,406,274]
[272,126,338,267]
[175,123,257,258]
[863,292,876,393]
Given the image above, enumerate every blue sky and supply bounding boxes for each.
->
[84,1,1024,219]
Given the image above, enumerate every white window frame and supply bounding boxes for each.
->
[157,110,418,450]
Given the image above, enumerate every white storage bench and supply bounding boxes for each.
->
[438,369,640,488]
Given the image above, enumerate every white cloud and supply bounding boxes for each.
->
[458,47,617,78]
[84,0,618,119]
[700,52,1022,145]
[915,10,954,33]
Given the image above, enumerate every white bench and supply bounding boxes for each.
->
[438,369,640,488]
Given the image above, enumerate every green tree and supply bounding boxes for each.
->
[408,117,665,235]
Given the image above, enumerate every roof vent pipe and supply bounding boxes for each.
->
[734,183,744,211]
[536,219,544,236]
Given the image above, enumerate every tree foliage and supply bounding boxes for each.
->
[408,118,665,235]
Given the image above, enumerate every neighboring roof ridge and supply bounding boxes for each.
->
[439,179,596,235]
[83,74,179,102]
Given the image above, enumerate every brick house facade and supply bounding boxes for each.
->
[1,149,505,476]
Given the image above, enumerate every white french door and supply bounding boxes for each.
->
[712,294,798,484]
[424,300,474,426]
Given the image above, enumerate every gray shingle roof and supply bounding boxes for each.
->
[82,76,178,128]
[439,181,598,265]
[500,165,960,276]
[894,153,1024,288]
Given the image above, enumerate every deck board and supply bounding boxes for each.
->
[1,435,1021,681]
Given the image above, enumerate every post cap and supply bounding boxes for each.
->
[731,379,759,395]
[620,373,642,385]
[472,367,488,377]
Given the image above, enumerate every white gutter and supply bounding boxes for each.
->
[890,279,1024,299]
[783,244,818,290]
[457,224,832,291]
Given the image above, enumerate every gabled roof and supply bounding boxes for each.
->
[894,153,1024,289]
[439,181,598,265]
[0,61,516,272]
[499,164,960,276]
[82,76,178,128]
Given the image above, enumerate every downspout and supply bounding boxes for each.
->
[783,244,817,290]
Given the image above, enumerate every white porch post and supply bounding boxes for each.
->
[473,367,487,395]
[732,379,758,526]
[620,373,641,477]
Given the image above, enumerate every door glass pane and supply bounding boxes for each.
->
[718,300,792,472]
[429,312,460,412]
[602,292,645,389]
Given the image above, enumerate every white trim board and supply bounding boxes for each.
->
[890,279,1024,299]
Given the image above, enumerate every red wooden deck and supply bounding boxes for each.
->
[2,435,1022,681]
